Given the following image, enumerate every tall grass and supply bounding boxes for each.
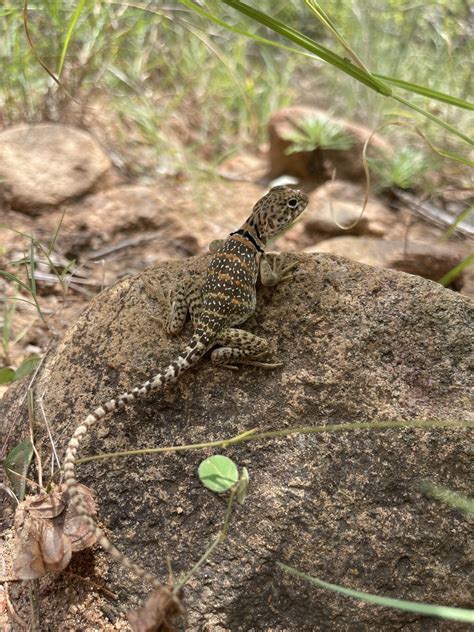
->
[0,1,471,167]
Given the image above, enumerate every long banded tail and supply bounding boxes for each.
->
[63,330,213,585]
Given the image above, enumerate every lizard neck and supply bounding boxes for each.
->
[230,221,266,254]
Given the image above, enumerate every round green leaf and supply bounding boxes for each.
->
[0,367,16,385]
[198,455,238,493]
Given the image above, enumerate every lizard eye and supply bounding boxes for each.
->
[287,198,299,209]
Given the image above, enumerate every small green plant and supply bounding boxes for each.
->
[0,356,42,385]
[198,454,239,492]
[3,439,34,501]
[284,115,354,154]
[369,147,432,190]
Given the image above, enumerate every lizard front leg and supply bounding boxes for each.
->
[211,328,283,370]
[168,279,205,334]
[260,253,298,287]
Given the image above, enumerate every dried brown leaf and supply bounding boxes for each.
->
[127,585,184,632]
[12,484,97,579]
[28,491,65,519]
[39,520,72,570]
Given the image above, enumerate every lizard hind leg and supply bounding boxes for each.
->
[211,328,283,369]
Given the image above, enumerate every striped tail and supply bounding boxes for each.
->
[63,329,213,586]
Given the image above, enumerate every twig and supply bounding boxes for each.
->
[38,398,62,480]
[3,583,28,629]
[28,580,40,631]
[72,419,472,469]
[64,571,118,599]
[173,487,237,594]
[27,390,43,491]
[86,232,166,260]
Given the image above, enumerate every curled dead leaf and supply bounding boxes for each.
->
[12,483,97,579]
[27,491,65,519]
[127,585,184,632]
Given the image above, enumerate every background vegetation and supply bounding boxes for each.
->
[1,0,472,177]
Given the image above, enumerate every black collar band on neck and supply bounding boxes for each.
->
[230,229,264,253]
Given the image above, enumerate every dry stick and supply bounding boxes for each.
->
[173,486,238,595]
[27,390,43,491]
[64,571,118,600]
[38,398,62,482]
[3,582,28,629]
[72,420,471,470]
[28,580,40,631]
[0,482,19,504]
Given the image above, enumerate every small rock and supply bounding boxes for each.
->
[304,199,371,236]
[307,236,465,288]
[268,106,390,183]
[0,124,111,212]
[303,179,395,238]
[217,152,267,182]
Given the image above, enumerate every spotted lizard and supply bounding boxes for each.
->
[63,185,309,585]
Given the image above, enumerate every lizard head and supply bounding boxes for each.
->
[248,185,309,241]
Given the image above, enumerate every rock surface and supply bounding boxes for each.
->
[2,253,472,631]
[268,106,390,183]
[0,124,111,211]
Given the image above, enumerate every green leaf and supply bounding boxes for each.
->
[235,466,249,504]
[4,439,34,501]
[0,367,16,384]
[198,455,239,492]
[277,563,474,623]
[14,356,41,381]
[374,75,474,111]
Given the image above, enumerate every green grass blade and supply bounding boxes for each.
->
[439,254,474,287]
[57,0,87,77]
[218,0,392,95]
[29,236,36,296]
[181,1,473,113]
[218,0,472,149]
[392,94,473,147]
[305,0,371,73]
[374,75,474,111]
[441,205,474,241]
[419,481,474,514]
[177,0,317,60]
[277,563,474,623]
[0,269,34,294]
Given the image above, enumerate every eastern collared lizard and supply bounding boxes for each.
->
[63,185,309,585]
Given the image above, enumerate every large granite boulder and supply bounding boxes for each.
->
[1,253,472,630]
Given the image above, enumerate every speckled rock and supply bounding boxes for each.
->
[0,124,111,211]
[2,253,472,631]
